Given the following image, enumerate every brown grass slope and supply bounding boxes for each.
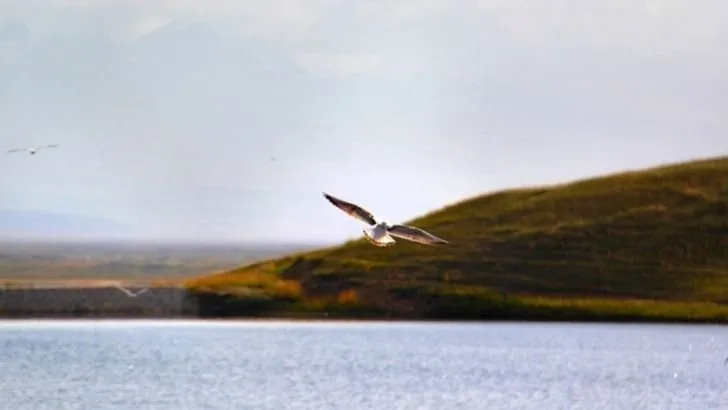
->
[188,156,728,319]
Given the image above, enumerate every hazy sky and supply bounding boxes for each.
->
[1,0,727,242]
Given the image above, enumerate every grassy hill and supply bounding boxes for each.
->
[187,156,728,322]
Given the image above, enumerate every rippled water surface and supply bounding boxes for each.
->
[1,320,727,409]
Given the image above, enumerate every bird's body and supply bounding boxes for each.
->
[363,222,397,247]
[322,192,449,247]
[6,144,59,155]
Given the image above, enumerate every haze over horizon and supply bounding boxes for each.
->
[1,0,727,243]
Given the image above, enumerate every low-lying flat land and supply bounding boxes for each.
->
[0,278,177,289]
[0,241,321,280]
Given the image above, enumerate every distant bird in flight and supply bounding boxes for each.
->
[108,282,149,298]
[322,192,449,247]
[6,144,59,155]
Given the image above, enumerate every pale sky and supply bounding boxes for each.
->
[1,0,726,242]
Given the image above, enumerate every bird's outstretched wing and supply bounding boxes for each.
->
[5,148,23,154]
[387,224,449,246]
[39,144,59,149]
[322,193,377,226]
[111,283,149,297]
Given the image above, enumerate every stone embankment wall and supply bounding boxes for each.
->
[0,286,198,318]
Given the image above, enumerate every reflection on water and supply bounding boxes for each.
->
[1,320,727,409]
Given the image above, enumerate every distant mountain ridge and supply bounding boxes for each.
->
[0,210,128,239]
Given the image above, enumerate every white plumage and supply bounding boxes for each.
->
[107,282,149,298]
[6,144,60,155]
[322,192,449,247]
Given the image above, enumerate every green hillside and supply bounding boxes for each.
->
[188,156,728,322]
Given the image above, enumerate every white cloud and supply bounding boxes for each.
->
[293,52,382,76]
[126,15,174,41]
[472,0,727,52]
[49,0,336,38]
[355,0,452,21]
[25,0,727,66]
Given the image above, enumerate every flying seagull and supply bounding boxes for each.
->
[6,144,59,155]
[322,192,449,247]
[108,282,149,298]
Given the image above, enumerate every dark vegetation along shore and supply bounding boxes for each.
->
[186,156,728,323]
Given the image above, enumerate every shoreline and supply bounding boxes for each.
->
[1,310,726,325]
[0,316,726,326]
[2,285,727,325]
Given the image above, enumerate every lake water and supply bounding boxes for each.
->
[0,320,727,409]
